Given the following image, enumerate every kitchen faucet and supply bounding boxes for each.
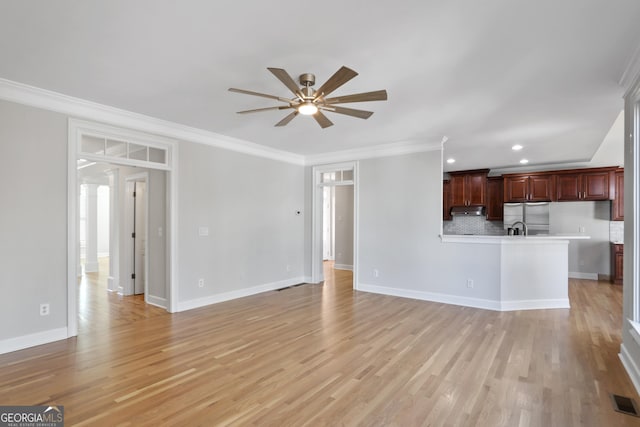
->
[511,221,528,236]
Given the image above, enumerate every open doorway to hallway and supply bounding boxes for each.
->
[314,164,357,287]
[77,160,168,332]
[322,180,354,274]
[67,119,177,337]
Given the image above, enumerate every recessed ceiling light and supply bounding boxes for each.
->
[520,159,529,164]
[512,144,523,151]
[446,158,455,164]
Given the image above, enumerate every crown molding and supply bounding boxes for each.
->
[0,77,445,167]
[0,77,305,165]
[304,139,442,166]
[621,42,640,96]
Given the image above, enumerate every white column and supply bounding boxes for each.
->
[106,169,119,291]
[84,183,99,272]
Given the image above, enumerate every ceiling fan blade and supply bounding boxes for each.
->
[267,68,303,100]
[313,111,334,128]
[323,106,373,119]
[237,106,293,114]
[324,89,388,104]
[229,88,292,103]
[314,66,358,98]
[275,111,298,127]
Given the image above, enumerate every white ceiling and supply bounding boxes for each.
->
[1,1,639,171]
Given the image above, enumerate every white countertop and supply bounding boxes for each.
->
[441,234,590,244]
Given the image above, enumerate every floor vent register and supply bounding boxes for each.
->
[610,393,640,417]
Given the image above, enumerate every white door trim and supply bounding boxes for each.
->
[311,162,359,288]
[67,119,179,337]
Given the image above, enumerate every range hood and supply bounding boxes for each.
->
[450,206,486,216]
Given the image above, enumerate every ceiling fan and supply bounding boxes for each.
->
[228,66,388,128]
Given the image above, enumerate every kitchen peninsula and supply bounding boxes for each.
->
[441,234,590,311]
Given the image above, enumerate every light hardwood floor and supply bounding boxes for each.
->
[1,262,639,426]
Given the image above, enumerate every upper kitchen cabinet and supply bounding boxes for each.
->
[448,169,489,206]
[486,176,504,221]
[503,173,555,202]
[443,180,452,221]
[555,167,613,201]
[611,169,624,221]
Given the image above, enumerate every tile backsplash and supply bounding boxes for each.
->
[610,221,624,243]
[443,216,505,235]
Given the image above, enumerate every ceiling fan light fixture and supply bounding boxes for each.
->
[298,102,318,116]
[229,66,388,128]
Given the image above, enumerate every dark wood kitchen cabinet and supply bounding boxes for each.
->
[611,170,624,221]
[503,173,555,202]
[611,243,623,285]
[448,169,489,207]
[443,180,452,221]
[486,176,503,221]
[555,168,611,201]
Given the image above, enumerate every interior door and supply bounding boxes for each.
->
[133,182,146,295]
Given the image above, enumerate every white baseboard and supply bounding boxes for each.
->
[177,277,306,312]
[357,283,501,311]
[620,343,640,396]
[357,283,570,312]
[333,264,353,271]
[146,295,167,309]
[107,276,118,292]
[569,272,598,280]
[0,327,69,355]
[303,276,313,284]
[499,299,570,311]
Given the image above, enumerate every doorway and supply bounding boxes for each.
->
[322,182,354,272]
[67,119,177,338]
[312,162,358,287]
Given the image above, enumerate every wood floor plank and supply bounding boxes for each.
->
[1,260,639,426]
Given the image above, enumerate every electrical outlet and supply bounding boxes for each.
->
[373,269,379,278]
[40,303,50,316]
[198,279,204,288]
[579,226,586,233]
[467,279,474,289]
[286,265,291,272]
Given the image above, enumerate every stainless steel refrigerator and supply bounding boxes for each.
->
[503,202,550,234]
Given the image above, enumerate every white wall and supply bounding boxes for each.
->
[0,94,308,350]
[549,201,611,277]
[357,151,502,304]
[334,185,353,269]
[97,185,110,256]
[147,170,167,300]
[0,99,68,341]
[176,142,305,307]
[303,167,313,280]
